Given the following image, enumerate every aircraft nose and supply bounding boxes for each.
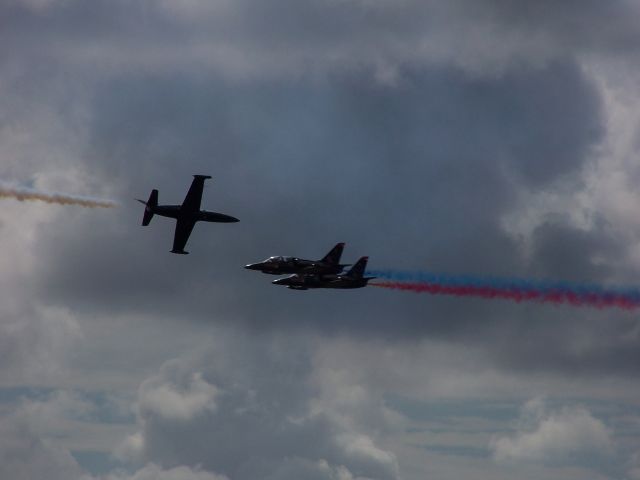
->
[244,263,260,270]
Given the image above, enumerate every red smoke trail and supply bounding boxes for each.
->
[369,282,640,310]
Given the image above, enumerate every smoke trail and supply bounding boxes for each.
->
[367,270,640,310]
[0,182,117,209]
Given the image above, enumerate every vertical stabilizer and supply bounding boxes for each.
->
[346,256,368,278]
[142,189,158,226]
[320,242,345,265]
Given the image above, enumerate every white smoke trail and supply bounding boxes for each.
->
[0,182,117,209]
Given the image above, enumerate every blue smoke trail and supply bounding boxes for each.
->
[366,269,640,303]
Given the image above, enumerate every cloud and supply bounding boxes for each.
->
[101,463,228,480]
[118,334,399,480]
[0,304,83,387]
[0,392,90,480]
[0,389,229,480]
[261,458,357,480]
[29,60,608,341]
[4,0,640,79]
[138,366,219,422]
[2,1,640,480]
[491,398,613,466]
[628,452,640,480]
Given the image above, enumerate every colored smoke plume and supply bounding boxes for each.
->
[0,182,117,209]
[367,270,640,310]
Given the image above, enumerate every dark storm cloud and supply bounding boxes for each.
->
[3,1,640,478]
[529,217,622,282]
[3,0,640,79]
[2,0,635,386]
[32,61,603,328]
[477,0,640,52]
[21,53,638,386]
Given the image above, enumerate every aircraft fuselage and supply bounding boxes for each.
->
[272,274,372,290]
[245,257,344,276]
[138,175,239,254]
[271,256,373,290]
[152,205,238,223]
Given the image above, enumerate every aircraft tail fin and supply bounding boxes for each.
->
[140,189,158,226]
[345,256,368,278]
[320,242,345,265]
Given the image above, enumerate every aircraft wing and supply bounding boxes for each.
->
[180,175,211,213]
[171,217,197,254]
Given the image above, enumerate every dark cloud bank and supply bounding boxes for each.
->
[31,59,629,373]
[2,1,640,479]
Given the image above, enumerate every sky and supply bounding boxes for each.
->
[2,0,640,479]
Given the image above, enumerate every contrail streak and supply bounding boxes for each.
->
[367,270,640,310]
[0,182,117,209]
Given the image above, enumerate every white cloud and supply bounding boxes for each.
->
[101,463,228,480]
[116,432,145,463]
[118,335,400,480]
[336,433,398,472]
[0,392,229,480]
[139,370,219,422]
[262,458,357,480]
[0,392,88,480]
[491,399,613,466]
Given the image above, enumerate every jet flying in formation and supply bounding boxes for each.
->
[244,243,348,275]
[138,175,239,254]
[272,256,374,290]
[137,176,372,291]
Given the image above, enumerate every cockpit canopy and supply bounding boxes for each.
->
[265,256,295,263]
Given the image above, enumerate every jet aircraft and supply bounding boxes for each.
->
[244,243,348,275]
[137,175,239,254]
[272,256,375,290]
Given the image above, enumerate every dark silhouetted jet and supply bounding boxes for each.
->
[272,256,375,290]
[244,243,348,276]
[137,175,239,254]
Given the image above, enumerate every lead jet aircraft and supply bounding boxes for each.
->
[137,175,239,254]
[244,243,348,276]
[272,256,375,290]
